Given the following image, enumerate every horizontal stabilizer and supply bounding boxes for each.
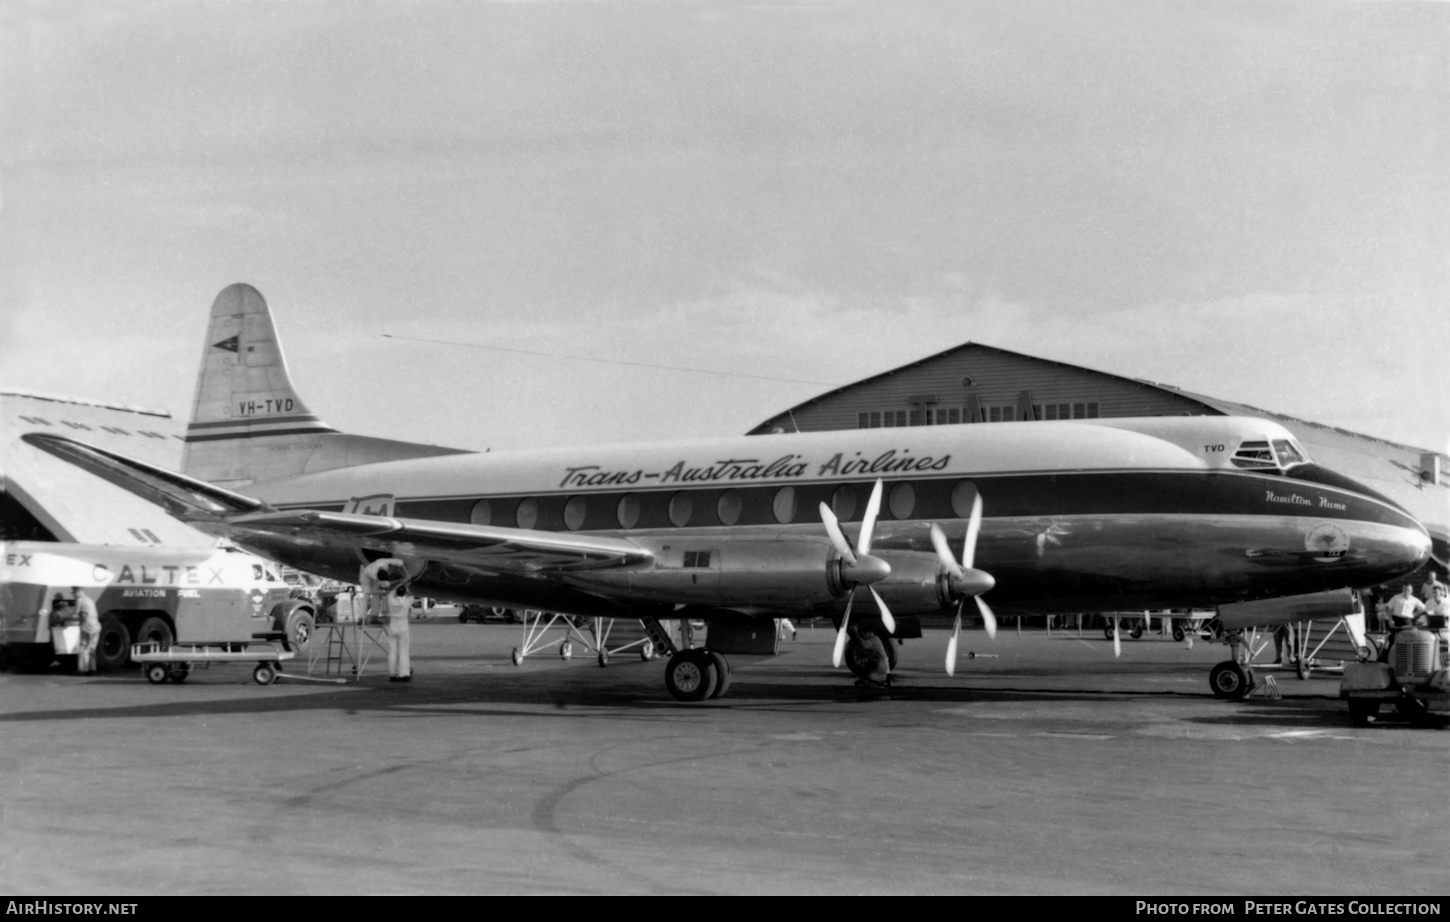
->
[23,433,266,520]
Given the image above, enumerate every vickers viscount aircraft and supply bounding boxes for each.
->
[25,284,1431,700]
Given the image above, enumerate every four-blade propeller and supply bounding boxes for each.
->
[819,478,895,668]
[928,492,997,676]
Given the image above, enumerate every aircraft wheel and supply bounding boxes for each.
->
[1348,699,1379,727]
[167,663,191,683]
[597,649,609,668]
[559,641,573,660]
[253,663,276,686]
[145,663,169,685]
[1296,657,1311,681]
[640,639,655,662]
[510,647,522,666]
[1172,626,1186,643]
[1209,661,1250,700]
[664,650,717,702]
[707,651,731,699]
[843,637,869,678]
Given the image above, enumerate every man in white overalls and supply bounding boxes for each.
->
[385,583,413,682]
[359,558,412,681]
[71,587,101,674]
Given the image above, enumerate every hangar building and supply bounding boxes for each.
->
[2,390,212,548]
[749,342,1449,567]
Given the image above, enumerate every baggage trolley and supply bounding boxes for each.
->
[130,632,296,686]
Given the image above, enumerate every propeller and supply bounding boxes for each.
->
[1112,615,1121,659]
[929,493,997,676]
[819,478,895,668]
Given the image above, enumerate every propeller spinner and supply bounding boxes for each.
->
[819,478,895,668]
[929,492,998,676]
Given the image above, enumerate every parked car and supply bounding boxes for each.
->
[459,605,521,624]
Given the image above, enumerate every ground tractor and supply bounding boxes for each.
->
[1340,615,1450,726]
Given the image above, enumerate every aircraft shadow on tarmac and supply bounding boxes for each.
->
[0,661,1379,729]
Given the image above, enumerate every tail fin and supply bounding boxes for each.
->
[183,284,469,487]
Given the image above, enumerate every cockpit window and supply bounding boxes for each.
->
[1230,440,1278,470]
[1272,439,1307,467]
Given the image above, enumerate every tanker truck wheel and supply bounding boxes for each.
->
[95,617,132,671]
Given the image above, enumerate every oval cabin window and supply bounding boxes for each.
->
[516,497,539,529]
[831,484,857,521]
[617,494,641,529]
[717,489,743,526]
[668,492,692,527]
[888,482,915,520]
[772,486,796,524]
[563,496,587,531]
[950,479,979,519]
[469,499,491,526]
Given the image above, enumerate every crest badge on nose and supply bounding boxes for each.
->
[1306,522,1349,562]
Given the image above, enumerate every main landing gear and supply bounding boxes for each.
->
[663,649,731,702]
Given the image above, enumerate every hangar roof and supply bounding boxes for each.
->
[749,342,1449,558]
[2,391,214,547]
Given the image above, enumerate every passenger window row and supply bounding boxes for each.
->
[452,479,983,533]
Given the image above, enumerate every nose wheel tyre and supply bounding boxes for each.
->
[1209,661,1251,700]
[707,651,732,699]
[640,639,656,661]
[664,650,718,702]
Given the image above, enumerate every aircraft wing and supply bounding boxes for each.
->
[226,509,652,572]
[22,433,652,573]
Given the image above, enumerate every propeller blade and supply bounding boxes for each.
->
[1112,615,1121,659]
[946,605,962,676]
[819,502,858,566]
[976,594,997,640]
[963,493,983,570]
[929,523,963,577]
[869,585,896,635]
[858,479,884,556]
[832,588,856,668]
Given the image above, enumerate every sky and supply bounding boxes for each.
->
[3,0,1446,455]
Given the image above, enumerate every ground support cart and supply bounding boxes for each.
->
[131,636,296,686]
[1340,620,1450,726]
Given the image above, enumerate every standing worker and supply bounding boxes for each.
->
[71,586,101,675]
[386,582,413,682]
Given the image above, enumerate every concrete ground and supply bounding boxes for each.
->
[0,622,1445,895]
